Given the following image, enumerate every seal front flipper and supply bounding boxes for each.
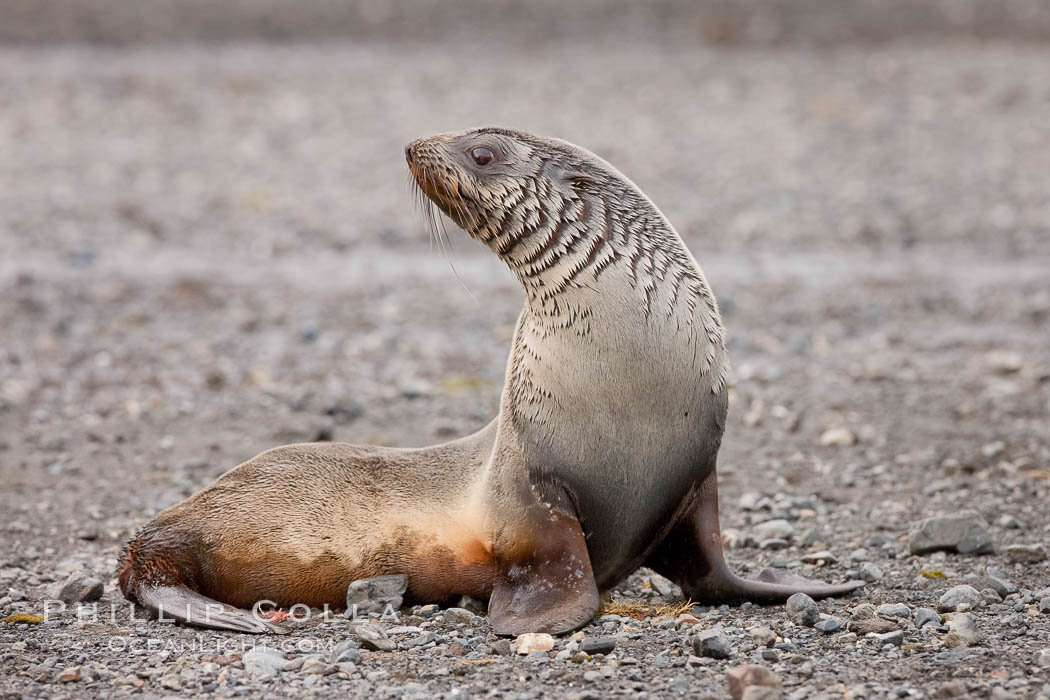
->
[487,487,600,636]
[645,469,865,604]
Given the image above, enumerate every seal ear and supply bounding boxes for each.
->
[487,486,600,635]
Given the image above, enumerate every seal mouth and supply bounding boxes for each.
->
[405,139,472,229]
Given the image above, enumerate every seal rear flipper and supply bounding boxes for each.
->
[645,469,865,604]
[487,490,599,636]
[135,585,290,634]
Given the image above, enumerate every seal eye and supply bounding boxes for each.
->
[470,146,495,167]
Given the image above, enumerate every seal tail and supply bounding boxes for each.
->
[118,528,288,634]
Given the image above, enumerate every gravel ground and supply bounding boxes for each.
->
[1,40,1049,699]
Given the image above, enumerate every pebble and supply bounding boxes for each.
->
[726,664,783,700]
[693,627,733,659]
[525,650,549,663]
[749,626,777,647]
[353,624,396,651]
[1004,543,1047,563]
[875,630,904,647]
[848,618,898,635]
[49,573,104,603]
[859,563,884,582]
[875,603,910,620]
[979,588,1002,605]
[442,607,473,625]
[490,639,513,656]
[814,618,841,633]
[944,613,982,647]
[403,631,436,648]
[914,608,942,629]
[819,427,856,446]
[937,585,983,612]
[970,574,1019,597]
[346,574,407,615]
[328,639,362,665]
[758,648,780,662]
[56,666,81,683]
[786,593,818,627]
[908,511,994,555]
[580,636,617,655]
[753,519,795,541]
[242,647,294,678]
[513,633,554,655]
[998,514,1023,529]
[800,551,837,565]
[1039,597,1050,614]
[1034,649,1050,667]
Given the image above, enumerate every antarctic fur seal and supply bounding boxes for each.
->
[118,127,863,635]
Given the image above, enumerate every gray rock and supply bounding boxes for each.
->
[749,626,777,647]
[786,593,818,627]
[1034,649,1050,667]
[1004,543,1047,563]
[415,604,440,618]
[914,608,942,629]
[908,511,994,555]
[442,607,473,625]
[875,603,911,619]
[979,588,1002,605]
[998,514,1023,529]
[346,574,408,615]
[242,647,294,678]
[938,585,983,612]
[693,627,733,659]
[403,631,436,648]
[49,573,104,603]
[814,618,841,633]
[859,563,884,582]
[328,639,362,665]
[1039,597,1050,614]
[300,656,329,674]
[876,630,904,646]
[753,519,795,541]
[580,636,617,655]
[647,572,677,596]
[353,624,395,651]
[490,639,513,656]
[944,612,982,647]
[525,650,549,664]
[760,539,790,551]
[970,574,1018,597]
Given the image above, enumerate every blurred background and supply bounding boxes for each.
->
[1,1,1049,692]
